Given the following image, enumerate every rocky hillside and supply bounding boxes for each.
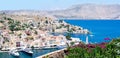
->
[0,10,56,22]
[0,4,120,19]
[48,4,120,19]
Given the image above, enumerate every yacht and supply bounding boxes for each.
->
[19,47,33,55]
[42,45,66,50]
[9,49,19,57]
[41,46,57,50]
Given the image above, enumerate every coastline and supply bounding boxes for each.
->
[0,51,9,52]
[0,16,87,58]
[58,18,120,20]
[36,48,67,58]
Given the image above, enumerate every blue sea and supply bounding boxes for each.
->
[64,20,120,43]
[0,49,58,58]
[1,20,120,58]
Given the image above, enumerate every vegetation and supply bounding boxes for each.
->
[0,17,32,32]
[8,20,22,31]
[45,20,48,24]
[52,28,55,32]
[34,30,38,35]
[59,20,63,23]
[66,33,71,40]
[65,38,120,58]
[56,26,62,29]
[0,20,4,23]
[67,25,70,32]
[1,17,30,31]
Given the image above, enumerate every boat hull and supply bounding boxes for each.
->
[20,51,33,55]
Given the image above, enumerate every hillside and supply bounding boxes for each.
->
[48,4,120,19]
[0,4,120,19]
[0,10,56,22]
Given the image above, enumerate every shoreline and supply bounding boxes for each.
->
[58,18,120,20]
[36,48,67,58]
[0,51,9,52]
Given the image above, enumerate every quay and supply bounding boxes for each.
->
[36,48,67,58]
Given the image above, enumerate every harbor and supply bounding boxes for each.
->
[0,16,85,58]
[0,0,120,58]
[0,48,59,58]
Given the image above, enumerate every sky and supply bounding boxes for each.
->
[0,0,120,10]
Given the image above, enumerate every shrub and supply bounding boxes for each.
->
[65,38,120,58]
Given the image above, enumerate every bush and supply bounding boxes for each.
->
[65,38,120,58]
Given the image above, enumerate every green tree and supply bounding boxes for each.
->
[7,18,13,21]
[9,24,16,31]
[0,20,4,23]
[66,33,71,40]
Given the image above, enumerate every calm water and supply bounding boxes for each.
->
[64,20,120,43]
[0,49,58,58]
[1,20,120,58]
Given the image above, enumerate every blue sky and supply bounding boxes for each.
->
[0,0,120,10]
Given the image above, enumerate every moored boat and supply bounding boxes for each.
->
[41,46,57,50]
[19,47,33,55]
[9,49,19,57]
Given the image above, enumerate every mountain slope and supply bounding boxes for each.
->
[0,4,120,19]
[48,4,120,19]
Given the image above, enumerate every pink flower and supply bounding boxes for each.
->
[104,37,110,40]
[87,44,96,48]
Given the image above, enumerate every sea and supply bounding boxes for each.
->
[64,20,120,43]
[0,20,120,58]
[0,49,58,58]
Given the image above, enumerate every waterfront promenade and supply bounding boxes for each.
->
[36,48,67,58]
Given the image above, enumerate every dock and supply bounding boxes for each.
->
[36,48,67,58]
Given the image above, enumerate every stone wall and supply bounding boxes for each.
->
[36,48,66,58]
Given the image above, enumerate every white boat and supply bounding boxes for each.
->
[56,45,67,49]
[42,45,67,50]
[19,47,33,55]
[41,46,57,50]
[9,49,19,57]
[1,47,10,51]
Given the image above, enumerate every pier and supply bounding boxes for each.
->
[36,48,66,58]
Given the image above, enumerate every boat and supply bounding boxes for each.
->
[56,45,67,49]
[9,49,19,57]
[41,46,57,50]
[41,45,67,50]
[1,47,10,51]
[19,47,33,55]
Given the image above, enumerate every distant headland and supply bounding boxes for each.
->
[0,4,120,19]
